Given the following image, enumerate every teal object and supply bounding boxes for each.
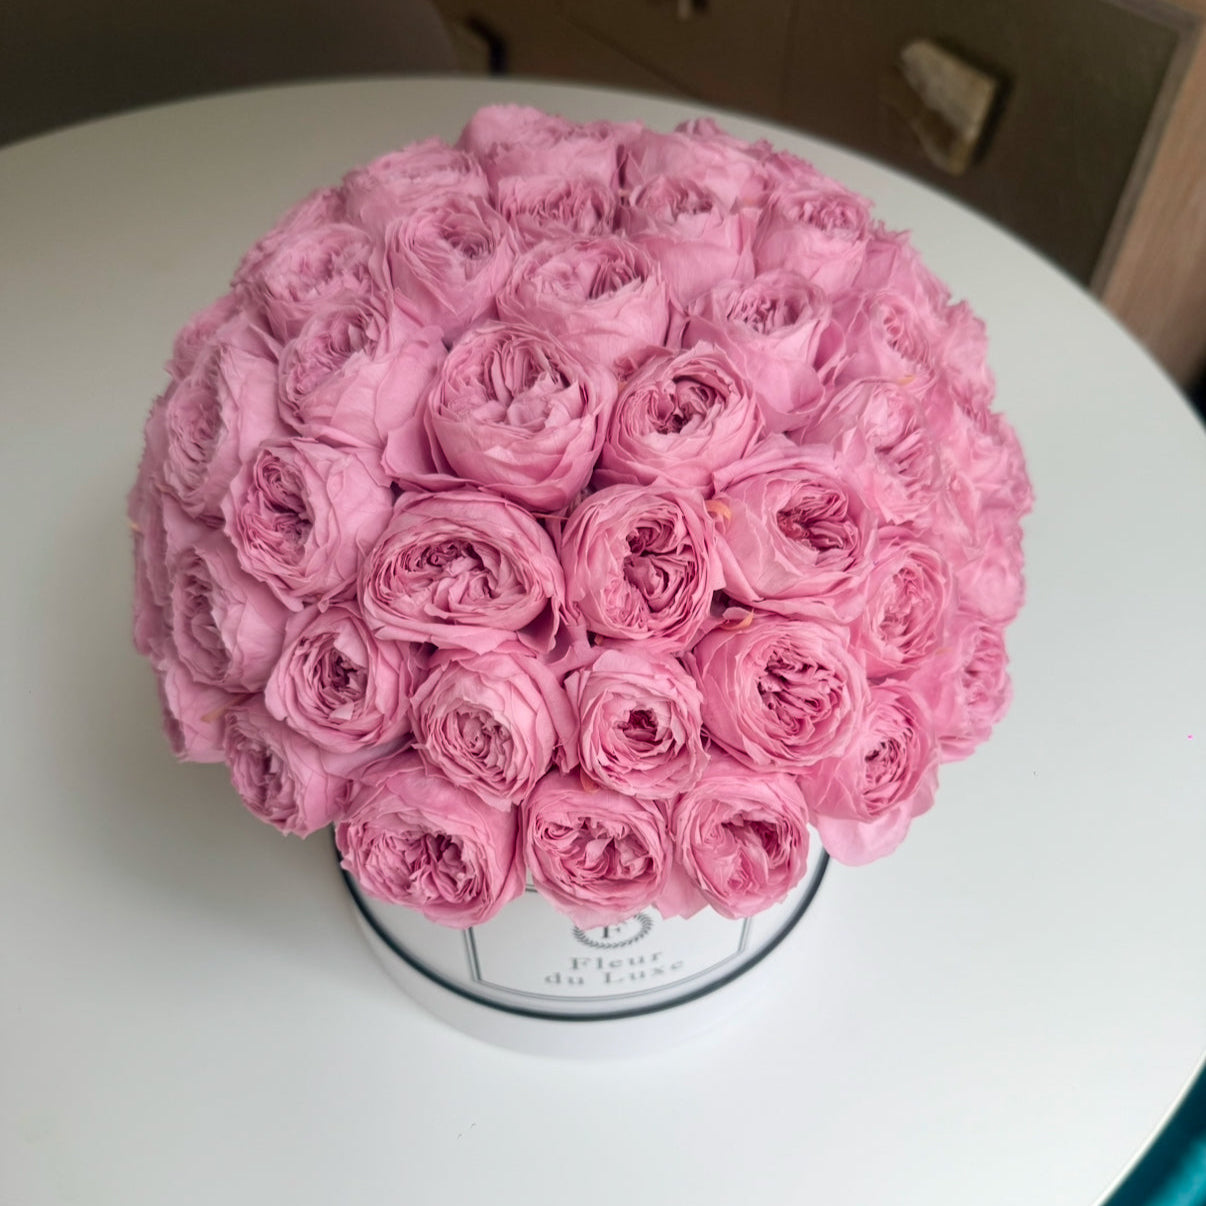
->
[1107,1071,1206,1206]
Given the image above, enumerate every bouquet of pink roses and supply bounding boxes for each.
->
[129,105,1031,932]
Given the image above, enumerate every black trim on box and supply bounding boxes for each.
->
[336,838,829,1024]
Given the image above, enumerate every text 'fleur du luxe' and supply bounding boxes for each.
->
[544,949,686,987]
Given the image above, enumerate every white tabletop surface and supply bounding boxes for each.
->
[1,76,1203,1206]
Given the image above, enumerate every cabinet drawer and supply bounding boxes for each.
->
[562,0,794,116]
[782,0,1188,284]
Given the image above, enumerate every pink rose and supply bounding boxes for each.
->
[156,653,236,763]
[458,105,632,187]
[497,236,672,369]
[852,530,951,678]
[336,752,525,927]
[565,647,706,797]
[222,438,394,610]
[684,270,843,434]
[132,538,171,666]
[594,345,763,491]
[935,300,995,420]
[166,292,240,382]
[358,488,564,654]
[671,752,811,918]
[131,476,214,668]
[624,124,773,210]
[806,379,944,526]
[161,317,288,521]
[954,519,1026,624]
[383,194,516,340]
[264,603,425,755]
[805,682,938,866]
[223,697,362,836]
[833,290,940,390]
[689,616,867,770]
[412,648,575,810]
[278,294,445,452]
[753,182,872,293]
[620,175,754,305]
[854,228,950,317]
[129,482,207,664]
[494,174,618,248]
[169,529,291,691]
[232,186,347,293]
[127,397,175,609]
[943,405,1035,521]
[712,440,876,621]
[238,222,381,343]
[921,612,1014,762]
[399,322,614,512]
[522,771,673,929]
[341,139,490,231]
[559,484,720,651]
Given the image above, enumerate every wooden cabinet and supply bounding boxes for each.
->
[435,0,1206,387]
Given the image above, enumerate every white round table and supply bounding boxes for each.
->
[1,77,1202,1206]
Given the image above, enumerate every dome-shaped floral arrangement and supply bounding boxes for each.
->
[129,105,1032,931]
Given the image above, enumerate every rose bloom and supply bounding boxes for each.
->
[132,534,171,668]
[920,611,1014,762]
[458,105,633,187]
[264,603,425,755]
[168,529,290,692]
[833,290,941,390]
[684,270,843,435]
[156,652,238,763]
[383,194,516,340]
[336,752,525,927]
[689,616,867,770]
[935,300,995,420]
[127,397,178,607]
[522,771,673,929]
[620,174,754,305]
[559,484,720,652]
[222,438,394,610]
[594,344,763,492]
[806,379,944,527]
[854,227,951,318]
[565,647,706,797]
[402,321,615,512]
[955,517,1026,625]
[804,682,938,866]
[496,236,672,369]
[494,173,617,248]
[358,487,564,654]
[752,182,872,293]
[713,440,876,621]
[231,186,347,294]
[278,294,445,453]
[161,316,288,521]
[853,529,951,678]
[413,648,575,810]
[623,121,774,210]
[238,221,381,343]
[341,139,490,231]
[941,403,1035,523]
[223,697,363,836]
[671,752,811,918]
[166,292,240,382]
